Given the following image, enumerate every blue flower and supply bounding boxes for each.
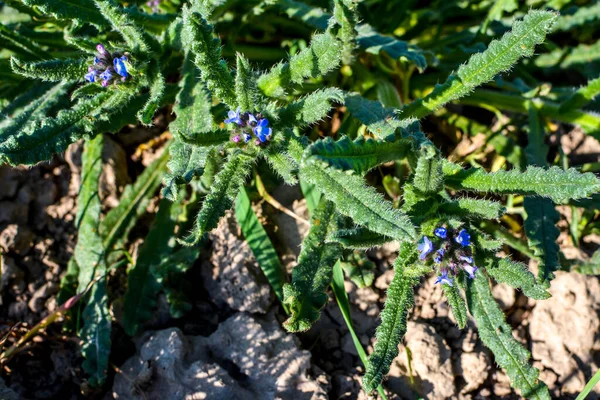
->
[459,255,473,264]
[435,270,453,286]
[100,69,113,82]
[243,133,252,143]
[113,56,128,78]
[434,248,445,264]
[418,236,434,260]
[253,118,272,142]
[434,227,447,239]
[454,229,471,247]
[85,71,96,83]
[225,107,243,125]
[248,113,258,125]
[462,264,477,279]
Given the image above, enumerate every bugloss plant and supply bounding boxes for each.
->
[1,0,600,398]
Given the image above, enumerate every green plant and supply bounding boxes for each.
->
[2,0,600,398]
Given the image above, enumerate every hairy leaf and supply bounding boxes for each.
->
[235,187,287,305]
[341,252,375,288]
[11,58,87,82]
[329,227,392,250]
[443,284,468,329]
[413,144,443,194]
[442,162,600,204]
[283,199,341,332]
[524,197,560,284]
[301,164,417,242]
[559,75,600,113]
[279,88,344,128]
[263,143,300,185]
[74,135,111,387]
[182,152,254,245]
[439,198,505,220]
[344,93,402,139]
[93,0,150,52]
[20,0,107,27]
[303,135,412,174]
[234,53,259,112]
[138,63,166,125]
[553,3,600,32]
[162,141,211,201]
[182,6,236,106]
[363,243,419,393]
[258,32,341,97]
[466,271,550,400]
[332,0,358,65]
[402,10,558,119]
[571,250,600,275]
[485,256,551,300]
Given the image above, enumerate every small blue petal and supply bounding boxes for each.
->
[454,229,471,247]
[113,57,128,78]
[434,248,445,264]
[462,264,477,279]
[418,237,434,260]
[100,69,113,82]
[435,271,453,286]
[243,133,252,143]
[434,227,447,239]
[224,107,243,125]
[85,72,96,83]
[459,255,473,264]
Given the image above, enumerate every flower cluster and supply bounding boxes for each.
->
[417,227,477,286]
[85,44,129,87]
[146,0,161,13]
[225,108,273,145]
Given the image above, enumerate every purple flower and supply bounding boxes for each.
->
[459,255,473,264]
[435,270,453,286]
[113,56,128,78]
[253,118,272,142]
[434,248,445,264]
[84,71,96,83]
[434,227,447,239]
[100,69,113,83]
[101,80,109,87]
[232,135,241,143]
[96,44,109,57]
[455,229,471,247]
[418,237,434,260]
[462,264,477,279]
[225,107,243,125]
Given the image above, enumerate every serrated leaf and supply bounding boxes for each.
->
[344,93,402,139]
[303,135,412,174]
[263,142,300,185]
[162,141,211,201]
[443,284,468,329]
[466,271,550,400]
[553,3,600,32]
[123,198,181,336]
[485,256,551,300]
[20,0,108,27]
[279,88,344,128]
[138,63,165,125]
[11,57,87,82]
[331,0,358,65]
[439,198,505,220]
[301,164,416,242]
[236,187,287,306]
[0,23,52,60]
[341,252,375,288]
[258,32,341,97]
[442,162,600,204]
[362,242,420,393]
[413,144,443,194]
[329,227,392,250]
[182,5,236,106]
[93,0,150,53]
[234,53,259,112]
[74,135,110,387]
[283,199,341,332]
[524,197,560,284]
[559,75,600,113]
[182,152,254,245]
[402,10,558,119]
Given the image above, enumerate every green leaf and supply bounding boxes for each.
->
[263,143,300,185]
[303,135,412,174]
[301,164,416,242]
[162,141,211,201]
[11,57,88,82]
[413,144,444,194]
[20,0,108,27]
[0,91,112,165]
[466,271,550,400]
[356,24,427,72]
[258,32,341,97]
[402,10,558,119]
[340,252,375,288]
[93,0,150,53]
[331,261,388,400]
[524,197,560,284]
[485,256,551,300]
[377,80,403,108]
[443,284,468,329]
[0,82,69,143]
[279,88,344,128]
[482,0,518,31]
[344,93,402,139]
[235,187,287,307]
[439,198,505,220]
[571,250,600,275]
[0,23,52,60]
[137,63,166,125]
[553,3,600,32]
[559,75,600,113]
[99,147,170,260]
[234,53,259,112]
[182,152,254,245]
[331,0,358,65]
[442,162,600,204]
[182,5,236,106]
[122,198,181,336]
[74,135,111,387]
[329,227,392,250]
[283,199,341,332]
[363,242,420,393]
